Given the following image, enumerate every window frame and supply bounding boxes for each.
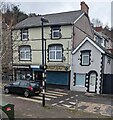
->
[51,26,61,39]
[21,29,28,41]
[48,44,63,62]
[75,73,86,87]
[80,50,91,66]
[19,45,31,61]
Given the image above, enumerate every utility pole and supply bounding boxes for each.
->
[41,17,49,107]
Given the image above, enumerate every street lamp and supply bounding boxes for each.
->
[41,17,49,107]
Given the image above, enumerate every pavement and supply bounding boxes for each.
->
[1,81,113,117]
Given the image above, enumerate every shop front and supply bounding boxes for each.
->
[13,65,43,85]
[46,66,70,89]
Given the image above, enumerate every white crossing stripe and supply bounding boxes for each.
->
[32,96,51,101]
[47,90,68,95]
[69,102,76,105]
[45,92,63,97]
[70,96,74,99]
[40,93,57,98]
[62,104,72,108]
[52,103,58,106]
[66,98,70,101]
[16,97,42,103]
[44,94,57,98]
[59,100,64,103]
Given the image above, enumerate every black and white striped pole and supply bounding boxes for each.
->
[41,17,49,107]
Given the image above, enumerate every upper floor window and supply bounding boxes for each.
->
[95,35,102,45]
[80,50,91,66]
[19,46,31,61]
[51,26,61,39]
[21,29,28,40]
[49,44,63,61]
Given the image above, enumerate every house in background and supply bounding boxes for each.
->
[94,27,113,54]
[11,2,93,89]
[71,36,113,94]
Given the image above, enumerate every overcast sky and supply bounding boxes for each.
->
[6,0,112,27]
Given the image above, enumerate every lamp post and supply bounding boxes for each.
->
[41,17,49,107]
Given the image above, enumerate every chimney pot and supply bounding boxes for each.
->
[81,1,89,15]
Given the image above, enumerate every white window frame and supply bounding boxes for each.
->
[19,46,31,61]
[82,52,90,65]
[22,29,28,40]
[76,73,86,87]
[51,27,61,39]
[52,29,60,39]
[49,45,62,61]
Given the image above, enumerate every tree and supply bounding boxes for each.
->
[91,18,103,27]
[0,2,28,81]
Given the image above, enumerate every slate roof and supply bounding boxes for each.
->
[12,10,84,29]
[72,36,113,58]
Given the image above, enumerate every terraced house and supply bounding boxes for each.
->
[12,2,93,89]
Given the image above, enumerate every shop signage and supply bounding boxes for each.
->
[13,66,29,69]
[47,66,67,71]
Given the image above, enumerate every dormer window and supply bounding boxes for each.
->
[51,26,61,39]
[21,29,28,40]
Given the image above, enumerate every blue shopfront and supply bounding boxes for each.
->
[46,71,70,89]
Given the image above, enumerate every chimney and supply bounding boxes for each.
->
[94,26,103,32]
[81,1,89,15]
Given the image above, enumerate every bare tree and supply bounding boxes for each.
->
[91,18,103,27]
[0,2,28,81]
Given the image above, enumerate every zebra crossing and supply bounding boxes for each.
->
[9,89,68,104]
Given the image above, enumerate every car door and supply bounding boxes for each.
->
[11,81,20,93]
[19,81,29,94]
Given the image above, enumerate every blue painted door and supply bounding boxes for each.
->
[46,71,69,86]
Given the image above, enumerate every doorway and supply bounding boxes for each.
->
[89,72,97,93]
[34,71,42,85]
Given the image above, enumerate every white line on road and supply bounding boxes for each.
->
[69,102,76,105]
[71,96,74,99]
[66,98,70,101]
[44,94,57,98]
[59,100,64,103]
[75,95,78,97]
[32,96,51,101]
[16,96,42,103]
[47,90,68,95]
[45,92,63,97]
[40,93,57,99]
[62,104,72,108]
[52,103,58,106]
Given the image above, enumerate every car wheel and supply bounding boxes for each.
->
[24,90,30,97]
[36,89,41,95]
[4,88,9,94]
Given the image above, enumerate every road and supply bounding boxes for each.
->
[0,83,113,119]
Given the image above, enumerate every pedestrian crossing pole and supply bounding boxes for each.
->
[41,17,49,107]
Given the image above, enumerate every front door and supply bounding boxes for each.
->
[89,73,96,92]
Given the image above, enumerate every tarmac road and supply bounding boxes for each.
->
[1,82,113,118]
